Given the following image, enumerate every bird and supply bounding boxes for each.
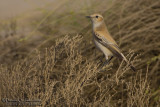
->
[86,13,136,71]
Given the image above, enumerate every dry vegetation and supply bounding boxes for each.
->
[0,0,160,106]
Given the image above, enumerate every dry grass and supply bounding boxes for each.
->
[0,0,160,106]
[0,35,151,106]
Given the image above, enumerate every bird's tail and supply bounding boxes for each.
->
[121,53,136,72]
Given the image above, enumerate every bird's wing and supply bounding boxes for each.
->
[94,31,136,71]
[94,31,123,59]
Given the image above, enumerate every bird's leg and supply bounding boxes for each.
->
[94,49,96,57]
[101,56,113,68]
[97,54,104,64]
[101,54,105,63]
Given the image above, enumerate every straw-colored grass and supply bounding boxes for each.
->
[0,0,160,106]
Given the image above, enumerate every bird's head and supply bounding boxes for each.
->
[86,14,104,28]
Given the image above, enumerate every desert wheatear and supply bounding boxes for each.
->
[86,14,136,71]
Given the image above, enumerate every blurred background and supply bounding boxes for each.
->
[0,0,160,106]
[0,0,113,65]
[0,0,55,18]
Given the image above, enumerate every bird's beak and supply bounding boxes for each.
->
[86,16,91,18]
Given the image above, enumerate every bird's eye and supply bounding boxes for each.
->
[96,16,99,18]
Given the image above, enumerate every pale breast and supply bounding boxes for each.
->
[94,39,113,57]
